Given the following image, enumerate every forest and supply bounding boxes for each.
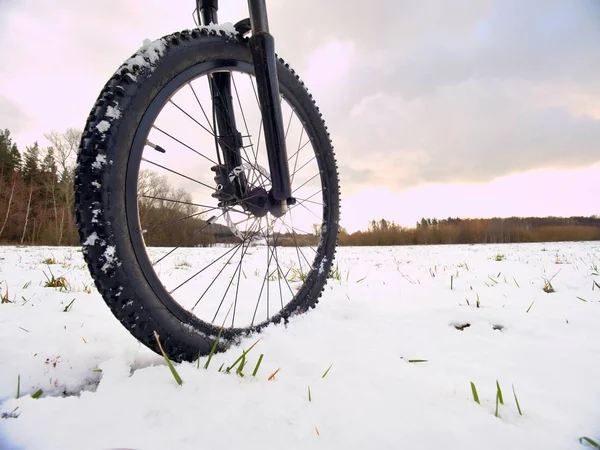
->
[1,127,599,247]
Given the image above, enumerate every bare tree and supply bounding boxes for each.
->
[21,184,33,244]
[44,128,82,244]
[0,178,15,237]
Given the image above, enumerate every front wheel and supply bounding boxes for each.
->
[75,28,340,362]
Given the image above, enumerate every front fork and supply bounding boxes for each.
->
[200,0,293,211]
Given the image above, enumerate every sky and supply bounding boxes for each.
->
[1,0,599,232]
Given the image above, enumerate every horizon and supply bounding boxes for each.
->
[1,0,599,233]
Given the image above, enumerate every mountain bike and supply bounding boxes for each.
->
[74,0,340,362]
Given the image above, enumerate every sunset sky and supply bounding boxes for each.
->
[1,0,599,232]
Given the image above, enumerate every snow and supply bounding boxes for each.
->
[104,106,121,120]
[82,232,99,247]
[95,120,110,134]
[100,246,118,273]
[91,154,107,170]
[198,22,238,37]
[0,242,599,450]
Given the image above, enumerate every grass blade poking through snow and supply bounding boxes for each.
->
[470,382,480,404]
[579,437,600,448]
[16,375,20,399]
[226,338,261,373]
[252,354,264,377]
[496,380,504,404]
[204,304,233,370]
[526,301,535,313]
[268,368,280,381]
[512,384,523,416]
[322,363,333,378]
[153,330,183,386]
[31,389,43,399]
[495,381,504,418]
[308,385,312,402]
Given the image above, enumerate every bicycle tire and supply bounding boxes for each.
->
[75,27,340,362]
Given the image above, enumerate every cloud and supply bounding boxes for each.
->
[0,95,31,136]
[1,0,599,197]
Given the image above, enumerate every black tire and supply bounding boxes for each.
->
[74,28,340,362]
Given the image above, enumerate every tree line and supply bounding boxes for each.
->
[2,126,598,247]
[337,216,600,246]
[0,127,229,247]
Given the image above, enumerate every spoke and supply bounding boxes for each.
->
[152,209,231,265]
[143,210,210,234]
[292,172,320,194]
[141,195,216,210]
[231,74,258,165]
[287,140,311,163]
[210,219,260,322]
[249,75,264,157]
[275,217,319,254]
[260,217,296,301]
[141,158,216,192]
[252,225,272,325]
[230,216,259,327]
[289,128,304,185]
[169,98,215,137]
[169,241,244,294]
[292,190,323,207]
[292,199,323,222]
[289,208,313,269]
[284,106,294,140]
[189,82,215,134]
[151,125,218,166]
[290,156,317,183]
[191,241,245,311]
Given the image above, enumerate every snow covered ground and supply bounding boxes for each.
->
[1,242,599,450]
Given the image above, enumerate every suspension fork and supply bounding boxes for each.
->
[198,0,246,199]
[247,0,293,204]
[197,0,294,208]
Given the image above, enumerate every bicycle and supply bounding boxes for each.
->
[74,0,340,362]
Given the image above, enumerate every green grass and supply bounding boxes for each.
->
[62,299,76,312]
[495,380,504,418]
[579,437,600,448]
[1,282,11,304]
[308,385,312,402]
[470,382,480,404]
[322,363,334,378]
[225,338,261,374]
[328,263,342,281]
[512,384,523,416]
[288,267,308,283]
[252,354,264,377]
[31,389,43,399]
[526,301,535,313]
[16,375,20,399]
[543,278,555,293]
[495,254,505,261]
[43,267,69,291]
[153,331,183,386]
[174,259,191,269]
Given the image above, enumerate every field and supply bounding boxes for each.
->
[1,242,599,450]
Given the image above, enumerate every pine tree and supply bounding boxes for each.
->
[0,128,20,177]
[22,142,41,184]
[41,147,58,179]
